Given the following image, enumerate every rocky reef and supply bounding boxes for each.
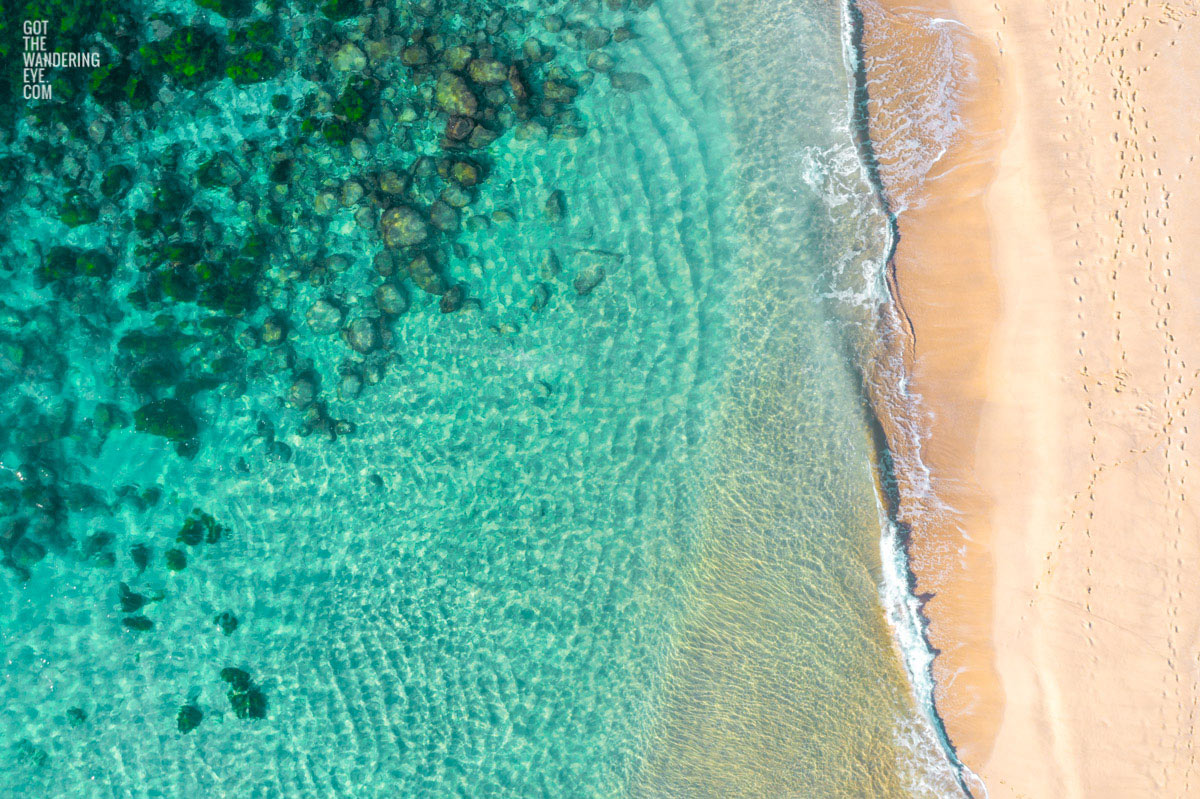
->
[0,0,656,751]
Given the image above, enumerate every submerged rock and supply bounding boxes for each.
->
[118,582,146,613]
[220,667,267,720]
[381,206,430,248]
[134,399,198,443]
[610,71,651,92]
[435,72,478,117]
[165,548,187,572]
[130,544,152,572]
[288,375,317,408]
[338,372,363,401]
[343,318,380,353]
[11,538,46,569]
[374,283,408,316]
[407,254,448,295]
[583,27,612,49]
[586,52,615,72]
[122,616,153,632]
[261,315,287,346]
[429,201,459,233]
[544,190,566,223]
[439,284,465,313]
[177,705,203,734]
[401,44,430,66]
[178,508,226,546]
[573,265,606,296]
[441,184,472,208]
[332,43,366,72]
[449,160,481,187]
[467,124,499,149]
[445,115,474,142]
[539,250,561,278]
[467,58,507,85]
[306,300,344,335]
[215,611,238,635]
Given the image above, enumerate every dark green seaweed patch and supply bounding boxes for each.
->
[177,507,228,546]
[220,667,267,719]
[214,611,239,635]
[139,26,224,90]
[165,548,188,572]
[176,704,203,733]
[122,615,153,632]
[134,399,198,443]
[118,581,146,613]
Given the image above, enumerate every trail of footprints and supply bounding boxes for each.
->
[1000,0,1199,791]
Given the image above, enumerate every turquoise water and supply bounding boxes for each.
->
[0,0,964,796]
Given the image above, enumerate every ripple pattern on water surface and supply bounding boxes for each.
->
[0,0,740,795]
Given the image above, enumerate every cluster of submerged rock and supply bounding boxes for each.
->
[2,0,657,457]
[0,0,658,748]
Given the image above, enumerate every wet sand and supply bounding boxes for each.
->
[862,0,1200,794]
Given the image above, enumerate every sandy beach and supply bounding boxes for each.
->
[862,0,1200,795]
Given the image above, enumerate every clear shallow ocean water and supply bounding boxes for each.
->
[0,0,965,796]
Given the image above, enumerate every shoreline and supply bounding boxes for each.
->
[862,0,1200,795]
[842,0,989,793]
[856,0,1006,781]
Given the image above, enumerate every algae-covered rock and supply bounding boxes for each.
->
[306,300,344,334]
[59,191,99,228]
[320,0,360,20]
[196,0,251,17]
[439,284,465,313]
[140,26,223,90]
[343,318,379,353]
[38,247,114,284]
[435,72,478,116]
[225,48,280,85]
[449,159,481,187]
[406,254,448,295]
[333,77,372,122]
[467,58,507,85]
[374,284,408,316]
[134,399,197,442]
[100,165,134,198]
[381,206,430,248]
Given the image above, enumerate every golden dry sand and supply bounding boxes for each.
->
[863,0,1200,795]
